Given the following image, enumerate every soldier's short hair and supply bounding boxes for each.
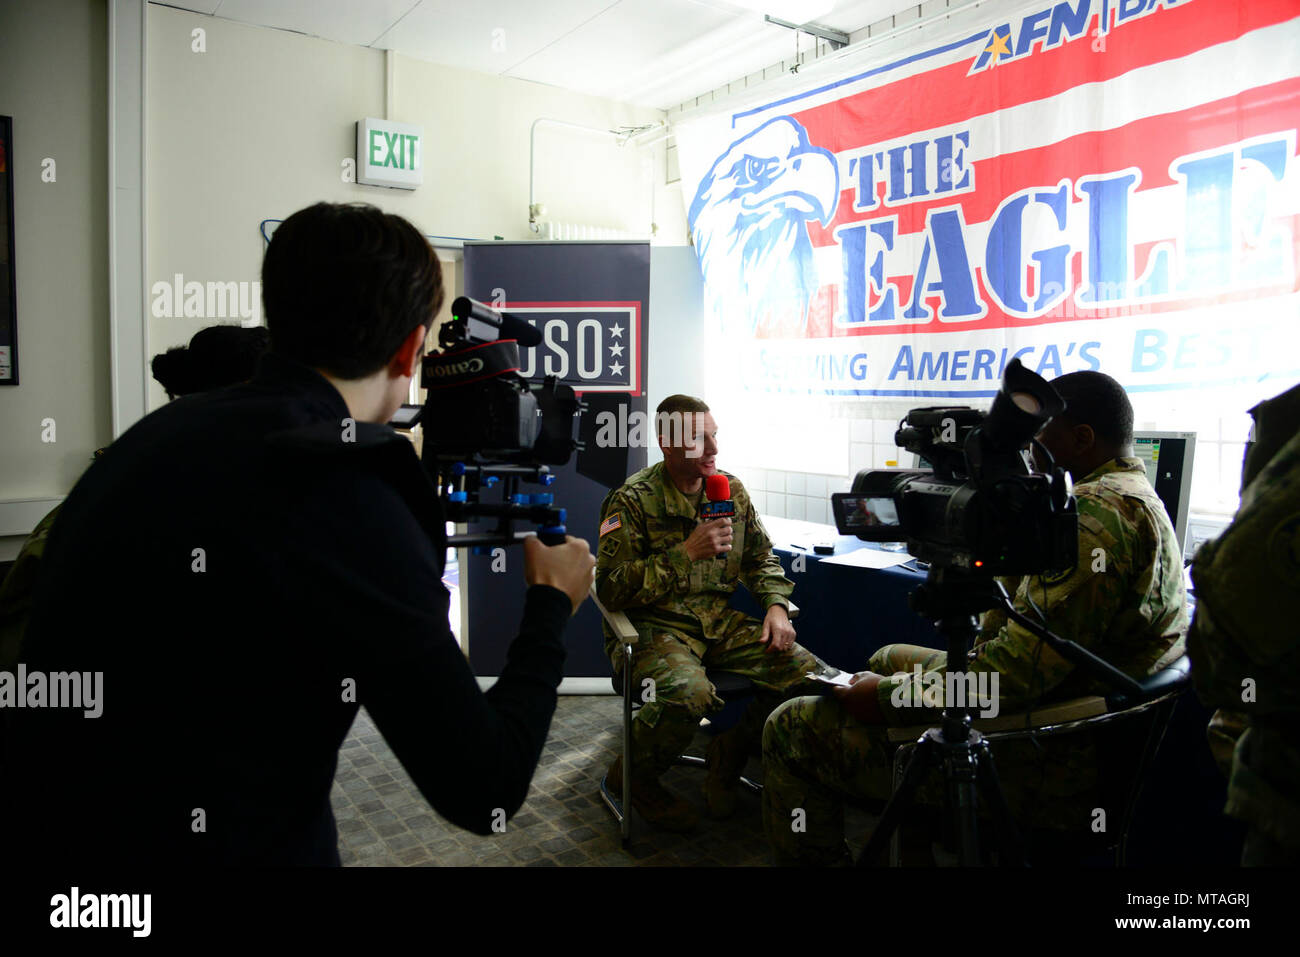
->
[1050,370,1134,448]
[656,394,710,418]
[655,395,710,447]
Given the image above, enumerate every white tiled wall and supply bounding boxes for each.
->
[741,472,838,525]
[735,412,1252,524]
[731,416,909,524]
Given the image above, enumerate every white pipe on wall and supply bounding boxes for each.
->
[108,0,149,438]
[528,117,666,238]
[385,49,395,121]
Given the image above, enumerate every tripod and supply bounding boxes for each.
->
[855,566,1146,867]
[857,568,1025,867]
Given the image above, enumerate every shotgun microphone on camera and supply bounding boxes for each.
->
[450,297,543,348]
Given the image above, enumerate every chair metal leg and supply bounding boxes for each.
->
[601,652,772,846]
[621,641,633,844]
[1116,696,1178,867]
[598,770,625,842]
[598,643,636,845]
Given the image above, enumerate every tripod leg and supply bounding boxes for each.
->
[973,738,1027,866]
[858,733,939,867]
[943,743,983,866]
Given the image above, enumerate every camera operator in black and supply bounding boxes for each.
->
[2,202,595,867]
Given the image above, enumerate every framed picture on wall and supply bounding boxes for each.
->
[0,115,16,384]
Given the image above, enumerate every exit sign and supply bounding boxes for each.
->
[356,118,422,189]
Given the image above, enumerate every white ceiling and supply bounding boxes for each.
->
[159,0,927,110]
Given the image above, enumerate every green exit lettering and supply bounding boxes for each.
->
[368,130,420,171]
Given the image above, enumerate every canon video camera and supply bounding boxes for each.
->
[392,296,584,548]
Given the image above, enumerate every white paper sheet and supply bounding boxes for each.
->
[818,547,915,570]
[806,671,855,688]
[759,515,839,544]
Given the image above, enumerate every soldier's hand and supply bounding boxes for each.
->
[524,534,596,616]
[760,604,797,653]
[832,672,887,724]
[684,517,733,561]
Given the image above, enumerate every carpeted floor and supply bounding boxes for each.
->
[330,696,877,866]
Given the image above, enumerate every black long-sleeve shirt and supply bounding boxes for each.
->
[1,352,570,866]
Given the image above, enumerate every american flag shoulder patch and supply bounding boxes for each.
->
[600,513,622,537]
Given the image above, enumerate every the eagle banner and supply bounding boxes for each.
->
[675,0,1300,409]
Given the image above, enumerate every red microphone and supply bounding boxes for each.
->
[701,474,735,520]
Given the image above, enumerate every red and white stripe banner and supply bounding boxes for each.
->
[676,0,1300,400]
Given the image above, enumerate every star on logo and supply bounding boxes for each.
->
[984,30,1011,61]
[609,361,625,377]
[609,322,624,338]
[609,342,624,358]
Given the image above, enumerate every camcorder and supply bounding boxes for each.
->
[840,362,1154,867]
[831,358,1077,577]
[391,296,584,548]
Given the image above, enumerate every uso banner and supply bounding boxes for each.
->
[676,0,1300,400]
[461,241,649,681]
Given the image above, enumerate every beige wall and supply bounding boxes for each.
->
[0,1,690,555]
[146,4,685,410]
[0,0,111,505]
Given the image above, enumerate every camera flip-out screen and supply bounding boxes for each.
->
[389,404,423,429]
[832,493,901,537]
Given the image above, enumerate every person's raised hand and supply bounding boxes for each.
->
[523,535,595,616]
[684,517,733,562]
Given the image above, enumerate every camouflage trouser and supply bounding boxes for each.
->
[763,693,896,865]
[613,608,826,782]
[761,644,935,865]
[1225,724,1300,857]
[763,643,1101,865]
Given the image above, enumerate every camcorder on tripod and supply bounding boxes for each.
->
[830,358,1146,865]
[391,296,584,549]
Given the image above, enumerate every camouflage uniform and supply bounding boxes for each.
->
[1187,383,1300,865]
[764,456,1188,864]
[1206,708,1249,779]
[0,504,62,674]
[595,462,826,781]
[0,451,103,673]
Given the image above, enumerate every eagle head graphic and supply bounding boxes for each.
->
[688,116,839,335]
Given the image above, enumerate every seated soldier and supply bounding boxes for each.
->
[596,394,827,831]
[762,370,1188,864]
[1188,381,1300,866]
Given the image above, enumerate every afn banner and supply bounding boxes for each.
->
[676,0,1300,401]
